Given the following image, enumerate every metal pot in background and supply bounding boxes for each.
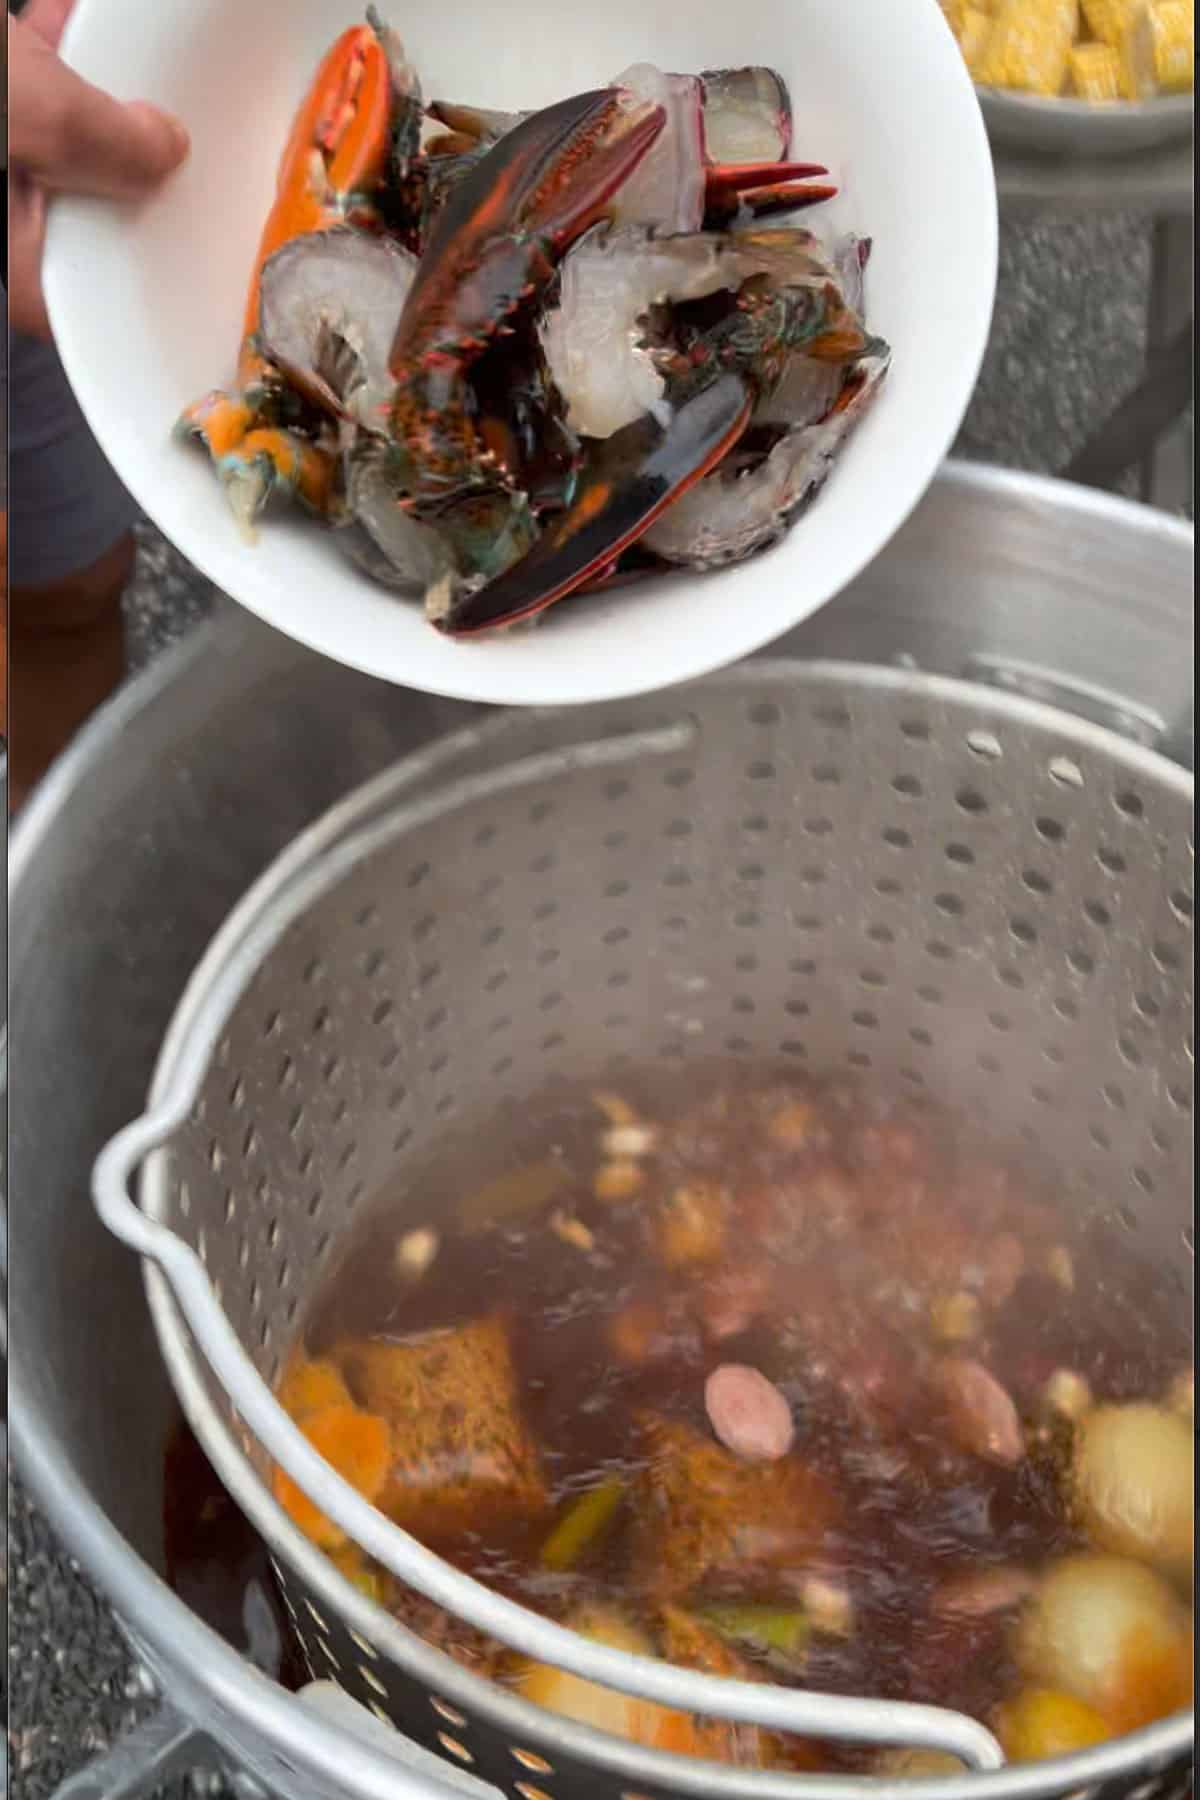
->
[978,85,1193,157]
[5,465,1195,1800]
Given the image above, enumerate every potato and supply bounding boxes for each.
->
[515,1603,792,1767]
[1017,1554,1193,1733]
[996,1687,1111,1761]
[514,1605,715,1758]
[1072,1403,1193,1578]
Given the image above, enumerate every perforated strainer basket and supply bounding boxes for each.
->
[94,663,1194,1800]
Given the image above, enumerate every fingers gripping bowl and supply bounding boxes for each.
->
[44,0,996,704]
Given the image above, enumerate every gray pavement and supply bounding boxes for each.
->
[6,205,1194,1799]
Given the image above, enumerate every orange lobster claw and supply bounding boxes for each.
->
[179,14,403,522]
[244,21,396,366]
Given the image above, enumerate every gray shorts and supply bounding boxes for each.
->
[2,283,141,588]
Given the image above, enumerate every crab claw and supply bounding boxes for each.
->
[704,160,837,226]
[432,372,753,635]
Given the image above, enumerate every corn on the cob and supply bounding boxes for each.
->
[1148,0,1195,90]
[976,0,1080,93]
[1081,0,1136,45]
[1120,0,1195,94]
[1069,39,1125,92]
[961,6,998,71]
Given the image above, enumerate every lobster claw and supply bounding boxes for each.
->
[704,160,837,226]
[431,373,753,635]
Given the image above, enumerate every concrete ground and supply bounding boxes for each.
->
[6,206,1193,1799]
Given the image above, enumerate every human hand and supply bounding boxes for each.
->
[7,0,190,338]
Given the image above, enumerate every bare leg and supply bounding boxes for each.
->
[6,534,132,813]
[5,319,140,813]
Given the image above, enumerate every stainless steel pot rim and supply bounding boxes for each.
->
[91,661,1193,1796]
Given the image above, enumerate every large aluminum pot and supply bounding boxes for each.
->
[5,465,1194,1800]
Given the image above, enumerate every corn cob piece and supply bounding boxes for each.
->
[976,0,1080,94]
[1081,0,1137,44]
[1120,0,1195,93]
[1070,39,1125,93]
[961,6,998,72]
[938,0,967,35]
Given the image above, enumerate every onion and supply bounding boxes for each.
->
[1016,1554,1193,1733]
[1072,1403,1194,1578]
[877,1748,967,1777]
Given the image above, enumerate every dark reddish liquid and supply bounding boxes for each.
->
[165,1065,1191,1757]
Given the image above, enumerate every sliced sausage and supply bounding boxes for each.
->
[705,1363,795,1462]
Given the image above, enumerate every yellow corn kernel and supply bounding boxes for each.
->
[1121,0,1196,93]
[939,0,967,34]
[1149,0,1195,90]
[961,6,998,71]
[1081,0,1136,45]
[976,0,1080,94]
[1070,40,1125,93]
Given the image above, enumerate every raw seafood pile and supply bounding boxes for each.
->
[943,0,1194,101]
[180,13,889,637]
[270,1073,1194,1773]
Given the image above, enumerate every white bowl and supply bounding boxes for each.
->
[45,0,996,707]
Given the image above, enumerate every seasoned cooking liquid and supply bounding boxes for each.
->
[165,1066,1194,1769]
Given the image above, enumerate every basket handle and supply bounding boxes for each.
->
[95,1121,1004,1773]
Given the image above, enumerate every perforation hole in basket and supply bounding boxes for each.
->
[1048,755,1084,789]
[964,728,1002,760]
[1114,787,1145,820]
[899,715,930,741]
[1169,888,1194,924]
[438,1734,475,1766]
[956,786,989,816]
[748,700,781,727]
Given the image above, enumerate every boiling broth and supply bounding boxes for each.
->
[169,1066,1194,1772]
